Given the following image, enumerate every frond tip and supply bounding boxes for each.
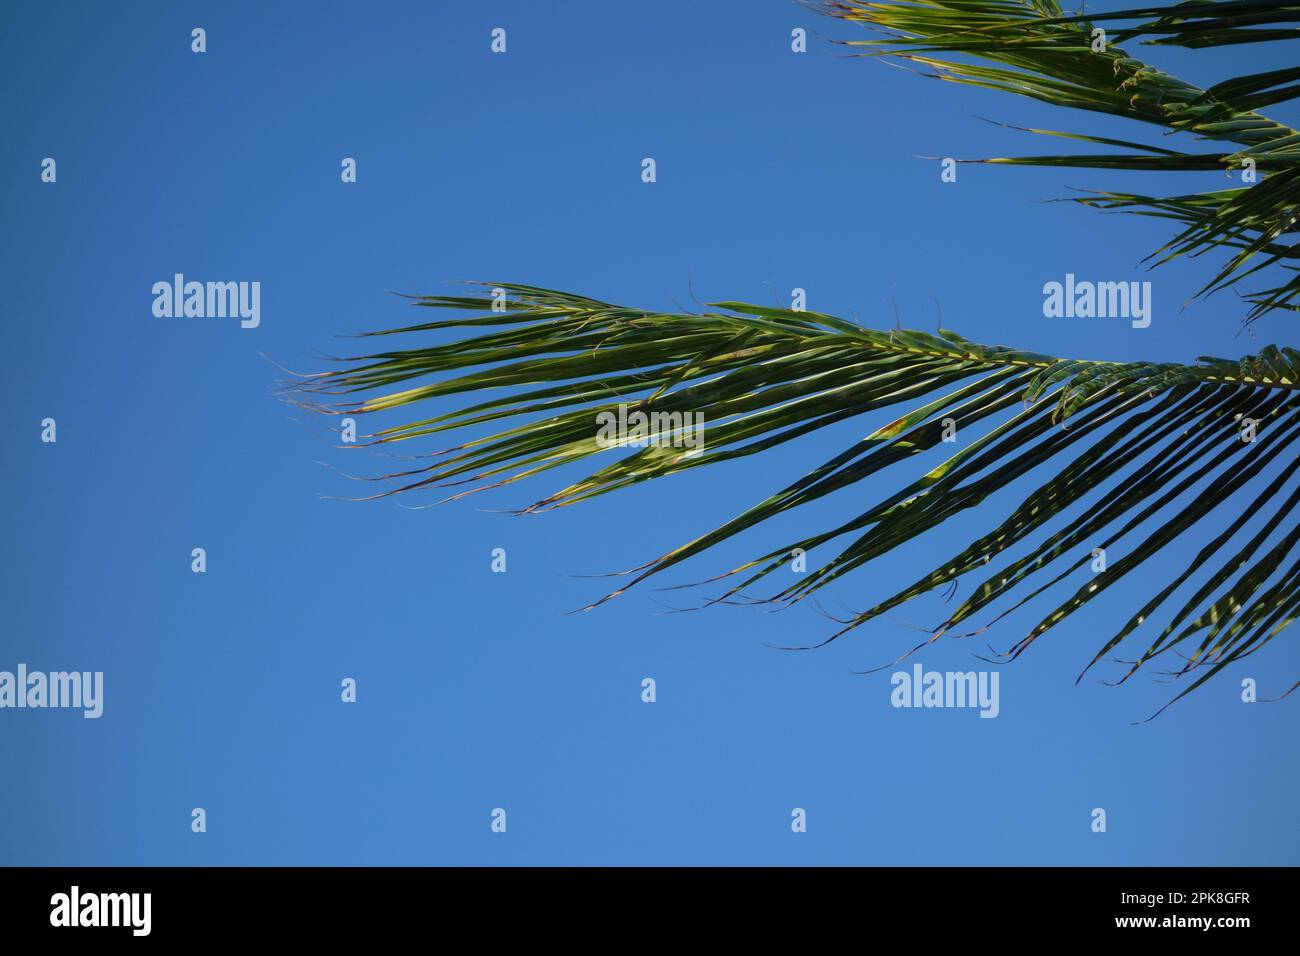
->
[290,284,1300,710]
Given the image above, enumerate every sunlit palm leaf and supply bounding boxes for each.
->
[291,284,1300,712]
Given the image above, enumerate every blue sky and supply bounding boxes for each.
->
[1,0,1296,865]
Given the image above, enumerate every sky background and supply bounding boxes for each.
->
[2,0,1296,865]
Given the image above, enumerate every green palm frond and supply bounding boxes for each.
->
[1036,1,1300,49]
[817,0,1300,323]
[291,284,1300,712]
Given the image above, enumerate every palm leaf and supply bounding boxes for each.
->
[816,0,1300,323]
[290,284,1300,712]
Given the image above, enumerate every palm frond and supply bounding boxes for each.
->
[1039,1,1300,49]
[291,285,1300,711]
[816,0,1300,323]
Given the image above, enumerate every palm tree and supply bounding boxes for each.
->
[290,1,1299,713]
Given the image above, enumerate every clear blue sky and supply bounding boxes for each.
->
[2,0,1296,865]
